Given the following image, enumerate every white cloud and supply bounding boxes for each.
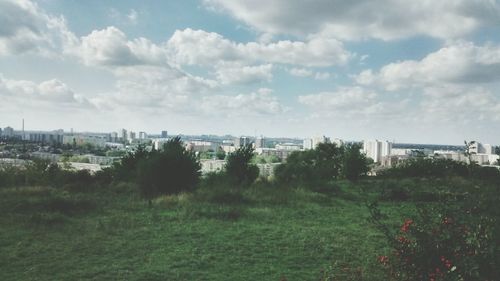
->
[314,72,330,80]
[104,65,217,111]
[0,0,77,56]
[201,88,287,116]
[167,28,352,67]
[289,68,313,77]
[420,85,500,123]
[0,74,93,109]
[109,8,139,25]
[356,41,500,91]
[299,87,376,111]
[215,63,273,84]
[205,0,500,40]
[127,9,138,24]
[288,68,330,80]
[75,26,167,67]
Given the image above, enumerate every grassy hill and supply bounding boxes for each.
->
[0,178,495,280]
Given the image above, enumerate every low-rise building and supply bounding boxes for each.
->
[200,159,226,174]
[63,134,108,147]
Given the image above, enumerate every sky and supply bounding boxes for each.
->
[1,0,500,144]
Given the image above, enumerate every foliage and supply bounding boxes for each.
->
[378,158,469,179]
[369,186,500,281]
[136,137,201,199]
[215,149,226,160]
[380,157,500,183]
[225,144,259,186]
[254,154,280,164]
[113,144,149,181]
[0,159,112,189]
[341,143,369,181]
[275,142,368,186]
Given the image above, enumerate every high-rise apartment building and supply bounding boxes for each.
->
[234,136,250,148]
[363,139,392,163]
[255,137,265,148]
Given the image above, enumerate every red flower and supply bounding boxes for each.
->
[378,255,389,266]
[400,219,414,233]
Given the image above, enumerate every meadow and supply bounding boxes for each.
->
[1,177,489,281]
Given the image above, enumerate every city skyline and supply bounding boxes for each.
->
[1,1,500,144]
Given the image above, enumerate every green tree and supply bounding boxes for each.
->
[137,137,201,202]
[113,145,149,181]
[225,144,259,186]
[274,142,343,186]
[341,143,368,181]
[216,149,226,160]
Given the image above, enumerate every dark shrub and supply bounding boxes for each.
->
[113,144,149,181]
[137,137,201,200]
[274,142,343,187]
[341,143,369,181]
[225,144,259,186]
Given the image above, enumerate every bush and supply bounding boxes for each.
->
[378,158,469,179]
[137,137,201,200]
[369,189,500,281]
[113,145,149,181]
[225,144,259,186]
[275,142,352,187]
[341,143,369,181]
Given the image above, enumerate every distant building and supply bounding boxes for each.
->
[110,132,118,142]
[161,131,168,138]
[63,134,107,147]
[31,152,61,163]
[221,144,237,154]
[120,129,127,142]
[275,143,301,151]
[127,131,136,143]
[185,140,218,152]
[25,131,64,144]
[312,135,329,148]
[2,126,14,138]
[470,142,494,155]
[200,159,226,174]
[363,139,392,163]
[303,138,313,150]
[139,132,147,139]
[234,136,251,148]
[255,137,265,148]
[255,147,294,161]
[303,135,329,150]
[152,138,169,150]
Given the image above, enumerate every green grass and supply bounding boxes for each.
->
[0,180,422,281]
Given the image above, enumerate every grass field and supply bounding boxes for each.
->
[0,179,454,281]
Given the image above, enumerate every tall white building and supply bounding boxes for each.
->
[139,132,147,139]
[303,138,313,150]
[127,131,136,143]
[110,132,118,142]
[234,136,250,148]
[470,142,494,155]
[120,129,127,142]
[312,135,329,148]
[255,137,265,148]
[303,135,331,150]
[363,140,392,163]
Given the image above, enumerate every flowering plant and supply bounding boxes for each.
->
[369,195,498,281]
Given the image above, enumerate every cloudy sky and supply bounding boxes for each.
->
[1,0,500,144]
